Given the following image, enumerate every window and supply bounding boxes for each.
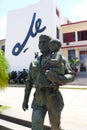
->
[68,49,76,60]
[1,45,5,52]
[63,32,75,43]
[78,30,87,41]
[80,51,87,72]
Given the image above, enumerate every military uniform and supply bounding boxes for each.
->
[23,54,74,130]
[22,35,74,130]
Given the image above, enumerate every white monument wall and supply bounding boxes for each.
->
[5,0,62,71]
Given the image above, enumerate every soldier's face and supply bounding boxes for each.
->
[39,39,49,54]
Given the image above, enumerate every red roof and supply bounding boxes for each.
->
[61,20,87,26]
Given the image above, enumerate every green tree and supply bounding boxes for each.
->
[69,57,82,70]
[0,50,9,89]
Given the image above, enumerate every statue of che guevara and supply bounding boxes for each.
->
[22,34,75,130]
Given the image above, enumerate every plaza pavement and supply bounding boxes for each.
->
[0,84,87,130]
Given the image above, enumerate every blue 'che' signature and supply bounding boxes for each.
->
[12,12,46,56]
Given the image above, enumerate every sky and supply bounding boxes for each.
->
[0,0,87,39]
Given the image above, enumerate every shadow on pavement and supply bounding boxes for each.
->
[0,125,12,130]
[0,114,51,130]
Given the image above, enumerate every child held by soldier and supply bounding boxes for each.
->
[41,39,65,86]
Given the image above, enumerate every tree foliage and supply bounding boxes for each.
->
[69,57,82,70]
[0,50,10,89]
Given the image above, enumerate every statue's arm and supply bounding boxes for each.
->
[22,63,33,110]
[45,57,75,85]
[45,70,74,85]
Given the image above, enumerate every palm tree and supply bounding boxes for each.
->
[69,57,82,70]
[0,50,10,111]
[0,50,9,89]
[69,57,82,76]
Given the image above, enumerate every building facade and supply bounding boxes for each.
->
[0,39,5,52]
[61,21,87,72]
[0,0,86,72]
[5,0,67,71]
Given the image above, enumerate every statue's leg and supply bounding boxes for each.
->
[47,90,64,130]
[32,106,47,130]
[49,110,61,130]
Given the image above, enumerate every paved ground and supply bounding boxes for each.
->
[68,72,87,86]
[0,84,87,130]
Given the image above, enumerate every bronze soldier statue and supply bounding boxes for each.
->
[22,34,75,130]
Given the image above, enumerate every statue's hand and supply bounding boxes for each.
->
[22,101,28,111]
